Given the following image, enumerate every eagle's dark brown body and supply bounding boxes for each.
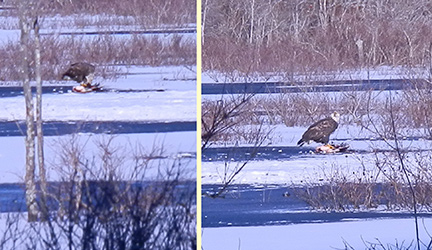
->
[297,112,340,146]
[61,62,95,86]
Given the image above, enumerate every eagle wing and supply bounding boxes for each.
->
[62,63,95,83]
[301,118,338,144]
[70,62,95,74]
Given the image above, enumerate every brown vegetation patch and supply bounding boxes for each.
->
[203,0,432,79]
[0,34,195,81]
[2,0,195,27]
[295,151,432,212]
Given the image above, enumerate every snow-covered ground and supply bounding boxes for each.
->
[201,71,432,249]
[0,11,197,181]
[0,10,197,182]
[1,89,196,122]
[203,218,432,250]
[202,124,432,186]
[0,64,197,182]
[0,66,196,122]
[0,27,197,182]
[202,66,430,84]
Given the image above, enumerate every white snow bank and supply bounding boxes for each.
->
[0,90,196,122]
[202,66,431,84]
[103,65,196,91]
[203,218,432,250]
[201,153,377,185]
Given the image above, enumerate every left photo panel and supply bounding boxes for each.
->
[0,0,196,249]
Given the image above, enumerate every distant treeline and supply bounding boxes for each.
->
[203,0,432,77]
[3,0,195,26]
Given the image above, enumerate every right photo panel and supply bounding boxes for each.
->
[201,1,432,249]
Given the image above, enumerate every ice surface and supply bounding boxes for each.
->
[203,218,432,250]
[0,131,196,183]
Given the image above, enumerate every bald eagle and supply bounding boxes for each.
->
[297,112,340,146]
[61,62,95,87]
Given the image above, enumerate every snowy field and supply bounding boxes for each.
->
[202,66,430,84]
[201,74,432,249]
[203,218,432,250]
[202,124,432,186]
[0,64,197,183]
[0,66,196,122]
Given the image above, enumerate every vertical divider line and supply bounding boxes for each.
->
[196,0,203,249]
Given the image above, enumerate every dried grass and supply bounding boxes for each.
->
[0,34,195,81]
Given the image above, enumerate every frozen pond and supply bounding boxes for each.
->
[0,180,195,213]
[202,184,432,227]
[0,120,195,136]
[0,86,166,98]
[202,78,424,94]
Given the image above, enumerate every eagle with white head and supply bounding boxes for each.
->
[297,112,340,146]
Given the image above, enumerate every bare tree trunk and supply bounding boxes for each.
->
[355,38,364,68]
[33,17,48,221]
[19,0,38,222]
[202,0,208,45]
[249,0,255,44]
